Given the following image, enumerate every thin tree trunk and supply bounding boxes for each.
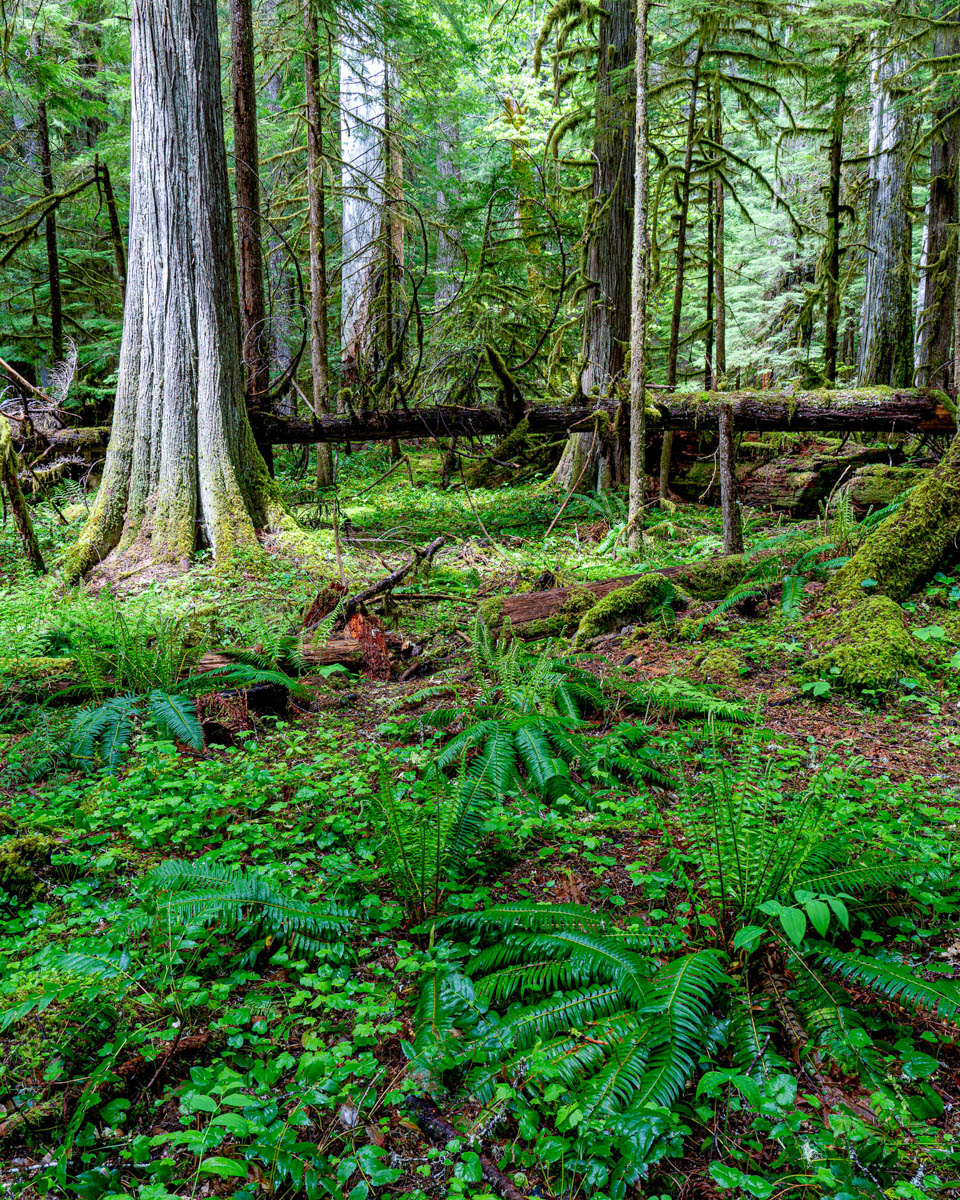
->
[627,0,649,550]
[0,416,45,572]
[714,96,725,378]
[96,157,126,304]
[435,115,460,308]
[230,0,272,473]
[339,8,386,388]
[824,74,845,383]
[857,30,914,387]
[305,0,334,486]
[705,116,714,390]
[915,26,960,387]
[718,404,742,553]
[65,0,283,581]
[37,97,63,364]
[659,42,704,501]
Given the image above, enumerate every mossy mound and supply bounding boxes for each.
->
[805,596,919,694]
[573,574,687,647]
[0,833,57,903]
[695,647,745,684]
[679,555,747,602]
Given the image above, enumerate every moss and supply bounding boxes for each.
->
[805,596,919,694]
[479,596,506,628]
[678,555,747,601]
[696,647,745,684]
[572,574,685,647]
[829,434,960,603]
[0,833,57,903]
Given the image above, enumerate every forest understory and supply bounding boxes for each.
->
[0,443,959,1200]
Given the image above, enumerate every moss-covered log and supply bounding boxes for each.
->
[480,553,748,640]
[828,427,960,603]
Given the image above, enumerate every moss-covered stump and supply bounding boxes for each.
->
[465,419,561,488]
[805,596,920,693]
[0,833,57,903]
[829,429,960,604]
[695,646,745,684]
[572,575,687,647]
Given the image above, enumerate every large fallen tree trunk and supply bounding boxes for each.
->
[249,389,957,445]
[8,390,957,462]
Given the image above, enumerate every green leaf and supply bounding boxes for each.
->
[826,896,849,930]
[98,1098,130,1125]
[732,926,765,953]
[198,1157,248,1179]
[803,899,831,937]
[777,907,807,946]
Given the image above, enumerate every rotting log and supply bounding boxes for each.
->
[9,390,958,464]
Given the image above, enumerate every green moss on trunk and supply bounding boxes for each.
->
[805,596,919,693]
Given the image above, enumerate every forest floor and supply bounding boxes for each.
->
[0,443,958,1200]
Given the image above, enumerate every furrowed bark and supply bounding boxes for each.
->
[65,0,283,580]
[627,0,649,549]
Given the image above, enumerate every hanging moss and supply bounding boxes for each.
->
[805,596,920,693]
[0,833,57,903]
[572,574,686,647]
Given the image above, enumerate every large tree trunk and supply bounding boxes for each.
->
[915,26,960,387]
[230,0,273,473]
[305,0,334,486]
[64,0,283,580]
[659,40,704,500]
[553,0,635,492]
[339,8,386,389]
[37,95,63,365]
[857,31,914,387]
[627,0,649,549]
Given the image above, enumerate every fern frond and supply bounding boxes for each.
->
[815,949,960,1023]
[147,690,204,750]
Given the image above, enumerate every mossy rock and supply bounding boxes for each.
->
[572,574,687,647]
[0,833,57,903]
[695,647,745,684]
[805,596,919,694]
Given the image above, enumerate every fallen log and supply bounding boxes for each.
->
[10,390,957,464]
[250,388,957,445]
[194,637,364,674]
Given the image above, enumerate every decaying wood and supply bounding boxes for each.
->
[405,1094,528,1200]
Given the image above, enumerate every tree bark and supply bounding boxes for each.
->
[435,115,461,308]
[305,0,334,486]
[37,96,63,365]
[857,29,914,387]
[627,0,648,549]
[713,96,726,379]
[553,0,636,491]
[230,0,273,474]
[915,26,960,387]
[659,41,704,500]
[64,0,284,580]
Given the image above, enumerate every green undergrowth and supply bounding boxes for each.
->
[1,453,959,1199]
